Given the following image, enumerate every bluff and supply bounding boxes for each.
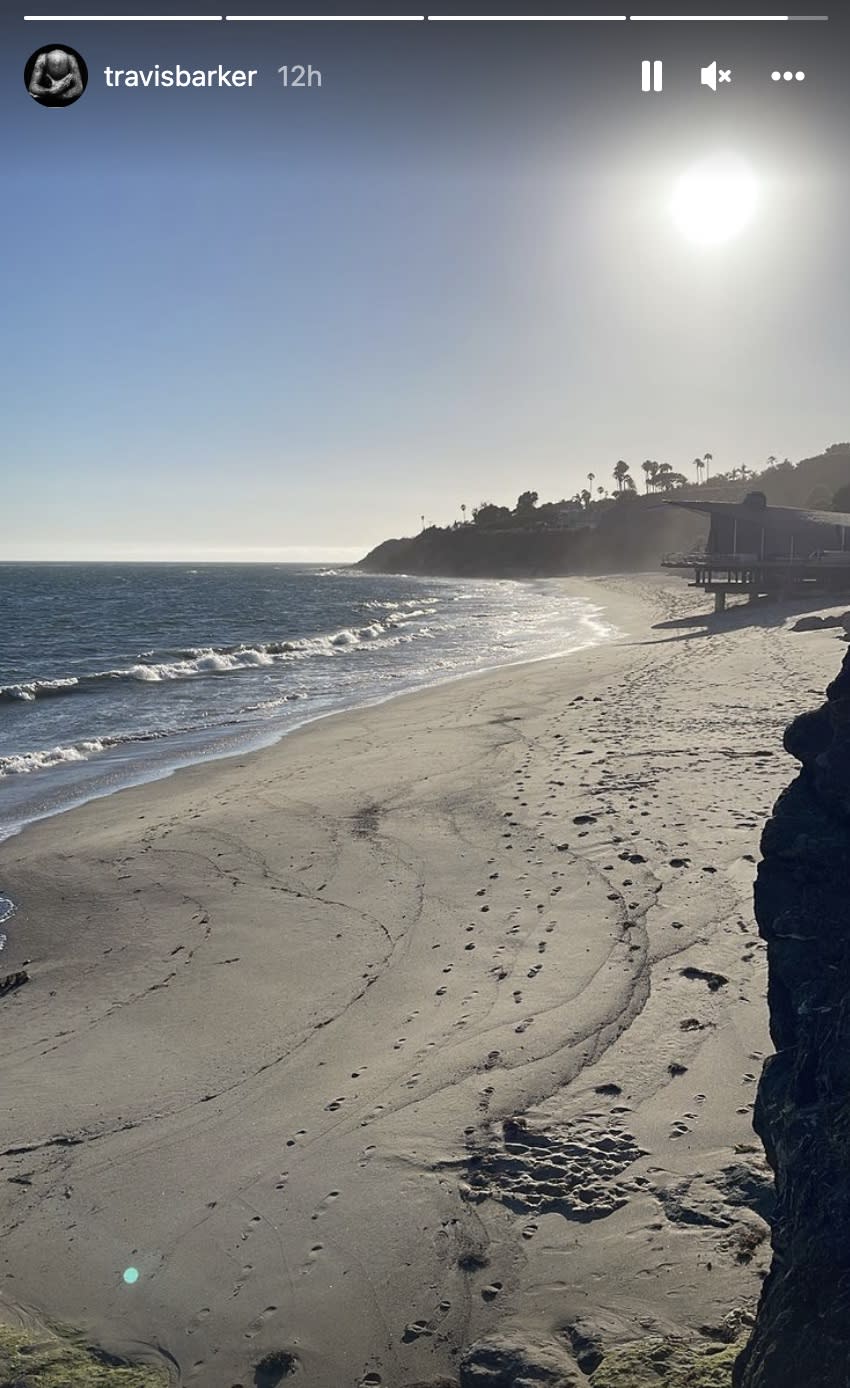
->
[358,499,704,578]
[734,647,850,1386]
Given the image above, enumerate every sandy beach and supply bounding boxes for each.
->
[0,572,846,1387]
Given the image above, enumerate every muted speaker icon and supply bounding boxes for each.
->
[701,60,731,90]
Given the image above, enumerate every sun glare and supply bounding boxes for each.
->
[671,154,758,247]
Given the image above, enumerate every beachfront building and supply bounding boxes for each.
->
[662,492,850,610]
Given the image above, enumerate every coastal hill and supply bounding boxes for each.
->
[358,445,850,578]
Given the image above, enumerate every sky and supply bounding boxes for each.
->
[4,5,849,560]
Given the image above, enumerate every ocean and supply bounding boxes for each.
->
[0,563,616,855]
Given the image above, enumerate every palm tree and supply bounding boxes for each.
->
[693,456,704,484]
[587,472,595,491]
[613,459,630,493]
[739,464,750,481]
[641,459,654,493]
[580,488,592,509]
[460,503,467,524]
[766,455,777,469]
[703,452,712,481]
[597,486,605,498]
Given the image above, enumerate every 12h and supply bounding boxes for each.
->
[278,64,322,88]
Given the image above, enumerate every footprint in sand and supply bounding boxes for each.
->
[361,1375,383,1386]
[358,1144,376,1167]
[286,1128,307,1148]
[187,1307,210,1335]
[300,1243,324,1274]
[482,1282,503,1301]
[512,990,523,1004]
[393,1038,406,1049]
[515,1018,532,1034]
[230,1264,253,1298]
[538,942,547,953]
[311,1191,341,1221]
[527,964,542,978]
[521,1222,538,1239]
[435,986,448,996]
[325,1097,346,1112]
[243,1307,279,1340]
[402,1320,433,1343]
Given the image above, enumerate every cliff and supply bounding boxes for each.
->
[358,448,849,579]
[734,647,850,1386]
[358,499,705,578]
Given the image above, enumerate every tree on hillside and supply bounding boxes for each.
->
[703,452,713,480]
[613,459,630,492]
[652,465,686,492]
[514,490,538,521]
[832,483,850,513]
[826,443,850,454]
[641,459,655,493]
[587,472,596,491]
[597,486,606,498]
[693,457,704,484]
[580,488,592,509]
[473,502,512,527]
[617,475,638,499]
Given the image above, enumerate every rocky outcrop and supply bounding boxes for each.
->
[459,1333,582,1386]
[734,648,850,1386]
[358,503,705,579]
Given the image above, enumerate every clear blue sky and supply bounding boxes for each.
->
[5,11,848,559]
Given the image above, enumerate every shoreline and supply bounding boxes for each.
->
[0,575,617,854]
[1,573,847,1387]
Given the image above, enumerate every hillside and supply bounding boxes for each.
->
[358,446,850,578]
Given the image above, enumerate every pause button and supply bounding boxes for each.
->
[641,59,663,92]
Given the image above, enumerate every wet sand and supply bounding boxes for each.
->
[0,574,845,1387]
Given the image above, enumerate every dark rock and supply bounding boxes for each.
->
[734,644,850,1387]
[254,1349,298,1385]
[458,1334,582,1387]
[791,612,850,633]
[680,967,729,992]
[0,970,29,997]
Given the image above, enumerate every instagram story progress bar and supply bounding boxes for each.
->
[22,12,830,19]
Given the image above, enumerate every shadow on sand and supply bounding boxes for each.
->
[639,593,850,646]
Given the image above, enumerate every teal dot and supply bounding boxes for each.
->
[123,1267,139,1285]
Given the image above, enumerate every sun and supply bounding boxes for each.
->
[671,154,758,247]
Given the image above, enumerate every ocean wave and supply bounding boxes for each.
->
[0,676,80,702]
[0,614,436,706]
[0,737,117,776]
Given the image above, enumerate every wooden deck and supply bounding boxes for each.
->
[661,554,850,611]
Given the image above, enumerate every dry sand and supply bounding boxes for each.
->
[0,573,846,1387]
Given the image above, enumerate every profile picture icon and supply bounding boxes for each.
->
[25,45,87,107]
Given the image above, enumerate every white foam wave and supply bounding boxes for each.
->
[2,615,437,704]
[0,676,80,702]
[0,738,114,776]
